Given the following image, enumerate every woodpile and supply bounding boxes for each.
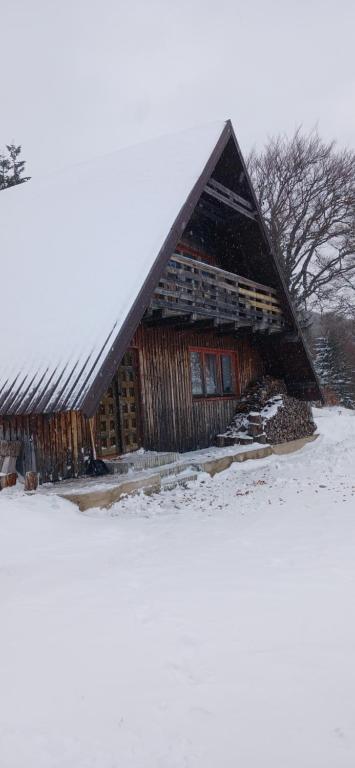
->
[218,376,316,446]
[233,376,288,413]
[263,395,316,444]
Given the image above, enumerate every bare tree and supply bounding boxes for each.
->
[248,129,355,314]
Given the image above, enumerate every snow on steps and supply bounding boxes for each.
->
[161,470,199,491]
[56,435,318,512]
[105,452,180,474]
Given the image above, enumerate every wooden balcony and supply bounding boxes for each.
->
[145,253,285,332]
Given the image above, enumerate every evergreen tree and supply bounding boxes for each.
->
[0,144,30,190]
[313,321,355,408]
[0,153,11,190]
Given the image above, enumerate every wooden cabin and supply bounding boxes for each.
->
[0,120,321,481]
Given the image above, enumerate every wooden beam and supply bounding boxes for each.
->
[143,311,195,327]
[207,177,254,210]
[204,182,257,221]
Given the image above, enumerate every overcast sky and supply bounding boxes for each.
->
[2,0,355,177]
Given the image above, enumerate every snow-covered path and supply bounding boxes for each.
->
[1,408,355,768]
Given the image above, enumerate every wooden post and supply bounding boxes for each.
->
[88,417,97,460]
[25,471,39,492]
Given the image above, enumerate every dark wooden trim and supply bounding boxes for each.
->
[207,177,254,210]
[204,181,257,220]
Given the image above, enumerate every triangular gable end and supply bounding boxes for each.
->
[79,121,321,417]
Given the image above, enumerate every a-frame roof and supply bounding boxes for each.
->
[0,120,320,417]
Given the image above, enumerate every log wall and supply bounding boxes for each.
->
[132,325,264,452]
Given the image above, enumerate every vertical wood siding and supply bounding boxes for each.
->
[0,326,265,478]
[132,326,264,452]
[0,411,92,482]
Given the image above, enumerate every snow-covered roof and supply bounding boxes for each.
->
[0,121,229,416]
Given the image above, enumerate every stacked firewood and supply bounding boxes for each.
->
[220,376,316,445]
[264,394,316,444]
[234,376,287,413]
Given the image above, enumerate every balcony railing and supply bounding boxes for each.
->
[147,253,285,331]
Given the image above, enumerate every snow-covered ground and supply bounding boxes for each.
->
[1,407,355,768]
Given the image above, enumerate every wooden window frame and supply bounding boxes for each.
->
[189,347,239,400]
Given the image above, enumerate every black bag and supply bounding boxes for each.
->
[84,457,109,476]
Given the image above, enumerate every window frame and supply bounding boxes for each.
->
[189,347,239,399]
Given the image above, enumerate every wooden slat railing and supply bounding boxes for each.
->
[148,253,285,330]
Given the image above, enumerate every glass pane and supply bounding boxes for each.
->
[221,354,233,394]
[205,354,218,395]
[190,351,203,395]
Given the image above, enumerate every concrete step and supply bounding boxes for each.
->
[57,435,319,511]
[161,471,199,491]
[105,451,181,474]
[157,461,191,479]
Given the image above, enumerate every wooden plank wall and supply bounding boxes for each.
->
[132,325,264,452]
[0,326,265,477]
[0,411,92,482]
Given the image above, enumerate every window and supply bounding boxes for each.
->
[221,354,233,394]
[190,351,204,395]
[189,348,237,398]
[205,354,218,395]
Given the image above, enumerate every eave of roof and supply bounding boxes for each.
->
[0,121,230,416]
